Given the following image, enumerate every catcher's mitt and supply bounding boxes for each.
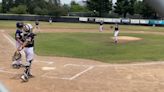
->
[12,51,22,61]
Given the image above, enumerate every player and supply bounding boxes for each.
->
[34,20,40,33]
[99,21,103,32]
[114,23,119,44]
[18,23,36,82]
[49,17,52,24]
[35,20,39,29]
[12,22,24,69]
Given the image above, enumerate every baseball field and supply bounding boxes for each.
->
[1,20,164,92]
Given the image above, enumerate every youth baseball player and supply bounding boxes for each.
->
[34,20,40,33]
[12,22,24,68]
[99,21,104,32]
[35,20,39,29]
[17,23,36,82]
[49,17,52,24]
[114,23,119,44]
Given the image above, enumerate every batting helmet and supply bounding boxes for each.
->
[16,22,24,28]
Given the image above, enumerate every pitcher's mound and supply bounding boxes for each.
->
[112,36,142,43]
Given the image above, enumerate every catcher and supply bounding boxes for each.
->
[14,23,36,82]
[12,22,24,69]
[21,23,36,82]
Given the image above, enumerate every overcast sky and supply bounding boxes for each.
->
[61,0,81,4]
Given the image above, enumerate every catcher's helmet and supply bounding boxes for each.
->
[23,23,33,33]
[16,22,24,28]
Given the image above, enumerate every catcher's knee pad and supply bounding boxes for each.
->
[24,60,32,67]
[12,64,21,69]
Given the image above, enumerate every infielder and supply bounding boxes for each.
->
[35,20,39,29]
[12,22,24,68]
[49,17,52,24]
[17,23,36,82]
[34,20,40,33]
[114,23,119,44]
[99,21,103,32]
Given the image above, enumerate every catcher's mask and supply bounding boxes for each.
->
[23,24,33,34]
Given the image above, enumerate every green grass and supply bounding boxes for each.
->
[5,20,164,63]
[35,32,164,63]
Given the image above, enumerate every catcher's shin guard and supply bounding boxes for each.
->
[21,65,30,82]
[23,60,33,78]
[21,73,28,82]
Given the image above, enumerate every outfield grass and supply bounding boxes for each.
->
[5,20,164,63]
[35,32,164,63]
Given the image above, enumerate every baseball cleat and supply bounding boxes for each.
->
[28,73,34,78]
[21,74,28,82]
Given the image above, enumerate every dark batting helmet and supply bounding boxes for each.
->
[16,22,24,28]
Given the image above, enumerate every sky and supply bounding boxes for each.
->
[61,0,81,4]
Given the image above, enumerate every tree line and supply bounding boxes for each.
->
[86,0,157,18]
[0,0,158,19]
[1,0,67,16]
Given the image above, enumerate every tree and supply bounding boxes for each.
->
[34,6,48,15]
[134,1,157,19]
[140,1,157,19]
[2,0,14,13]
[9,5,27,14]
[86,0,112,17]
[1,0,66,16]
[70,1,88,12]
[134,0,143,14]
[0,3,2,13]
[114,0,136,18]
[62,4,70,13]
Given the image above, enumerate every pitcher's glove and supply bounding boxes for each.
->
[12,51,22,61]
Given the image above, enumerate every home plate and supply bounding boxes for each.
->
[42,67,56,71]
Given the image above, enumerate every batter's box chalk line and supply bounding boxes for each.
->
[42,64,94,80]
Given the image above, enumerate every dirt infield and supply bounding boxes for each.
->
[112,36,142,43]
[1,29,164,92]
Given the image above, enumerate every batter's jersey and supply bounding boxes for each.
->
[15,29,24,42]
[23,33,36,47]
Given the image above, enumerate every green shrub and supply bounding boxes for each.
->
[9,5,27,14]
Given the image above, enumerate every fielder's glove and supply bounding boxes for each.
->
[12,51,22,69]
